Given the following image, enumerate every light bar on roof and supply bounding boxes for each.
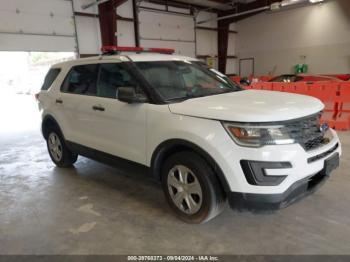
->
[101,46,175,54]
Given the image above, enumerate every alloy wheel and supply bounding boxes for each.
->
[48,133,63,162]
[167,165,203,214]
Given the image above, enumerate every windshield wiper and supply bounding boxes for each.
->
[165,93,202,102]
[165,89,235,102]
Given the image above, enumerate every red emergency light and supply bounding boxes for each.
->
[101,46,175,54]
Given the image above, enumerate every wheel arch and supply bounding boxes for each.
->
[41,115,64,140]
[150,139,231,193]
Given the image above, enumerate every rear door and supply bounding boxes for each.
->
[58,63,100,147]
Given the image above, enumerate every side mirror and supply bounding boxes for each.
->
[118,86,148,104]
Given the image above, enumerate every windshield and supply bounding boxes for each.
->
[134,60,241,101]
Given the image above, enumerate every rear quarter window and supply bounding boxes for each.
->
[41,68,61,90]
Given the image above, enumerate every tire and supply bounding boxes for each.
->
[46,128,78,168]
[161,151,226,224]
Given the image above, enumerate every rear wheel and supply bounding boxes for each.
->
[161,151,226,223]
[46,129,77,167]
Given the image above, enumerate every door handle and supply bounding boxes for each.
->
[92,105,105,111]
[55,99,63,104]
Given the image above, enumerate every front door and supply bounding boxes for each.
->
[86,62,147,165]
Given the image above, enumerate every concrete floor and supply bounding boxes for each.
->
[1,91,350,255]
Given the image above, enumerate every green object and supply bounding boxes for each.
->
[295,64,308,74]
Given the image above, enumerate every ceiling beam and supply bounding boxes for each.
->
[146,0,220,12]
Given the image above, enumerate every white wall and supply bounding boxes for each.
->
[196,11,218,68]
[195,12,237,73]
[226,23,237,75]
[236,0,350,76]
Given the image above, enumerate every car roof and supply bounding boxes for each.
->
[52,53,199,68]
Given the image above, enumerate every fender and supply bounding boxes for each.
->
[150,139,231,193]
[41,114,65,140]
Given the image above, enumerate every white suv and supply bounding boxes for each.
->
[37,49,341,223]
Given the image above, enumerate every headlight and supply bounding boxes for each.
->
[222,122,295,147]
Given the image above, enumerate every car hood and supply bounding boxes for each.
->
[168,90,324,122]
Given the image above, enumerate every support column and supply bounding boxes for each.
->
[98,0,117,46]
[217,19,229,74]
[132,0,140,47]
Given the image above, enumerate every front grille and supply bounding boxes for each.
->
[283,113,327,151]
[304,136,325,151]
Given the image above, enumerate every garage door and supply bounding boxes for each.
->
[0,0,76,52]
[138,3,195,57]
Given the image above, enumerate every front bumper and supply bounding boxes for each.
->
[228,153,339,212]
[217,128,341,195]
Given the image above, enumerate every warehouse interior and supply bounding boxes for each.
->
[1,0,350,257]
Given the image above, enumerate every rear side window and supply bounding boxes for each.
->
[41,68,61,90]
[61,64,99,95]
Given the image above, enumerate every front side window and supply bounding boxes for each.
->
[134,61,241,101]
[61,64,99,95]
[97,63,142,99]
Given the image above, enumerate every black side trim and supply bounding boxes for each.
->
[308,143,339,163]
[240,160,291,186]
[66,141,150,176]
[150,139,231,193]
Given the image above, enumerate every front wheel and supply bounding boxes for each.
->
[161,151,226,223]
[46,129,78,167]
